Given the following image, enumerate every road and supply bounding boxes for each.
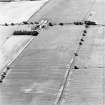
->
[60,1,105,105]
[0,0,105,105]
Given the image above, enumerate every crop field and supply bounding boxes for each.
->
[0,0,105,105]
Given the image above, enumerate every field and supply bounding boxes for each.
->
[0,0,105,105]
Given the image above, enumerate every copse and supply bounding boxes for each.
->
[23,21,28,24]
[11,23,15,26]
[84,21,97,25]
[13,30,39,36]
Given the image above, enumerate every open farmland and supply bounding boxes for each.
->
[0,0,105,105]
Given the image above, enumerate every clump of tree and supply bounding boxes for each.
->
[11,23,15,26]
[74,22,83,25]
[22,21,28,24]
[30,22,34,24]
[13,30,39,36]
[84,21,96,25]
[4,23,8,26]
